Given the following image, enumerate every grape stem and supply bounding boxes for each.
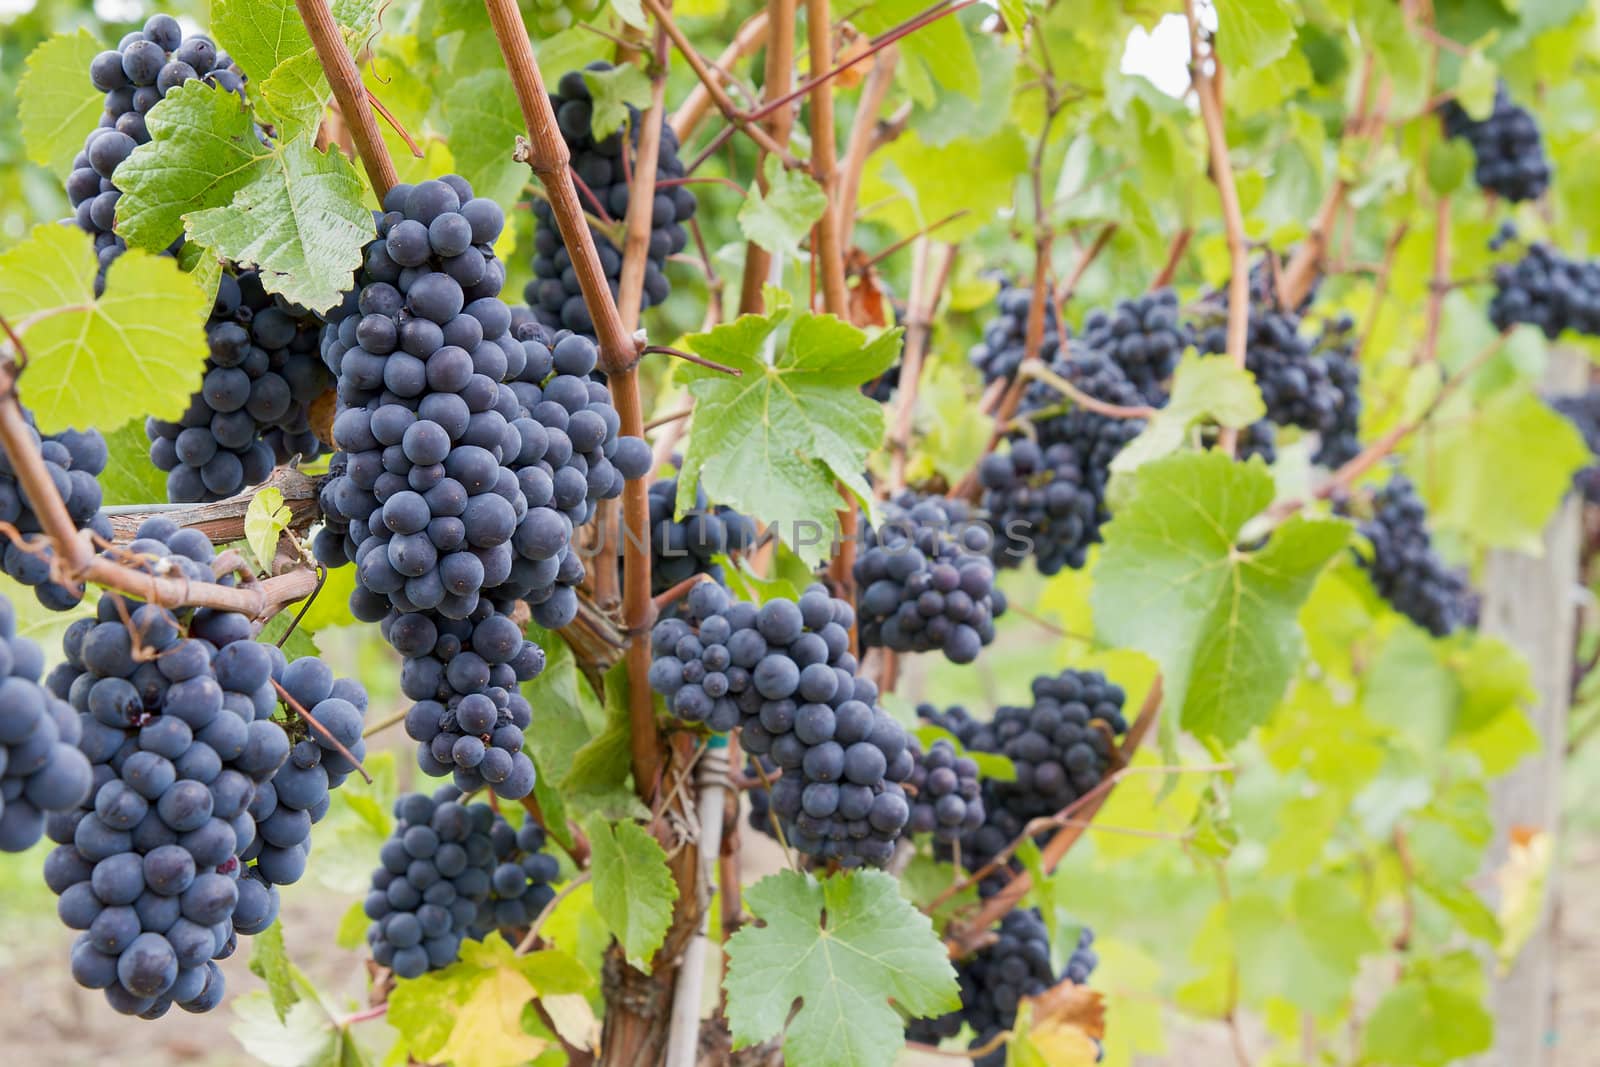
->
[363,86,423,159]
[1186,0,1249,458]
[942,676,1166,957]
[1417,195,1452,365]
[642,344,742,377]
[668,10,772,143]
[1149,226,1194,290]
[652,572,711,613]
[270,678,374,785]
[295,0,398,197]
[1012,360,1159,421]
[1052,222,1118,323]
[888,241,958,492]
[736,0,796,317]
[836,46,901,235]
[645,0,799,168]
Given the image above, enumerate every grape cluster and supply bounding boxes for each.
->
[978,438,1099,575]
[0,595,94,852]
[1202,417,1278,464]
[643,470,758,595]
[1553,388,1600,504]
[957,671,1127,822]
[1196,306,1359,460]
[147,270,330,502]
[365,788,560,979]
[1079,288,1189,398]
[904,734,984,844]
[41,518,367,1017]
[317,174,646,797]
[854,493,1004,664]
[1488,241,1600,339]
[906,908,1100,1066]
[69,14,244,280]
[0,414,111,609]
[1440,83,1552,203]
[969,280,1062,385]
[981,353,1147,575]
[1312,315,1362,467]
[648,582,913,865]
[1342,475,1477,637]
[523,65,696,335]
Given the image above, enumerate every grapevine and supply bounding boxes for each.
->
[0,2,1590,1065]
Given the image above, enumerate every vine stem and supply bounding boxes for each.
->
[944,677,1164,956]
[836,45,900,235]
[1053,221,1117,321]
[1417,195,1452,365]
[646,0,798,167]
[295,0,398,198]
[1014,360,1158,420]
[737,0,796,316]
[668,10,771,143]
[947,128,1089,501]
[1149,226,1194,290]
[1353,221,1410,362]
[808,0,858,610]
[1187,0,1249,458]
[889,241,957,492]
[481,0,658,804]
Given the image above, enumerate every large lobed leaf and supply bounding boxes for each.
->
[678,298,900,566]
[0,225,211,433]
[583,815,678,971]
[723,869,958,1067]
[18,30,106,180]
[1091,452,1350,744]
[114,81,372,312]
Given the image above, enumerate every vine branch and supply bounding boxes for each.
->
[295,0,398,198]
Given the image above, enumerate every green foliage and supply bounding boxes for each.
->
[249,922,300,1022]
[0,225,210,432]
[246,487,293,571]
[678,294,901,565]
[18,31,104,179]
[584,815,678,971]
[724,869,959,1067]
[1093,452,1350,743]
[386,937,591,1067]
[737,156,827,256]
[1111,354,1266,473]
[114,81,372,311]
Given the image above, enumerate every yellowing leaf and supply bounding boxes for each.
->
[0,226,211,434]
[435,966,551,1067]
[246,487,292,571]
[19,31,106,179]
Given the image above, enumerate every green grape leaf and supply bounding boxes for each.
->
[854,0,980,104]
[248,920,300,1022]
[1091,452,1351,744]
[246,487,293,572]
[99,420,172,505]
[0,225,211,434]
[387,937,590,1067]
[859,127,1029,244]
[1425,138,1476,195]
[522,637,643,826]
[738,155,828,256]
[583,814,678,971]
[231,985,370,1067]
[1213,0,1298,71]
[1112,355,1265,473]
[212,0,314,88]
[259,49,333,141]
[19,30,106,180]
[723,869,959,1067]
[114,82,372,312]
[1408,388,1588,552]
[583,64,653,139]
[335,899,369,950]
[1362,975,1493,1065]
[610,0,649,30]
[1455,51,1499,119]
[441,70,529,208]
[563,661,644,819]
[678,301,900,566]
